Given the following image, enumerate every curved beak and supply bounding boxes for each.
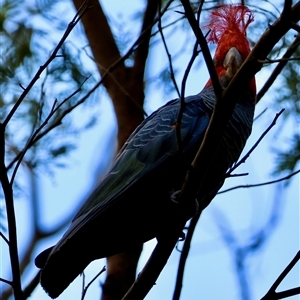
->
[223,47,243,78]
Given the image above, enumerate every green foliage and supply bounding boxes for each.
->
[1,0,100,181]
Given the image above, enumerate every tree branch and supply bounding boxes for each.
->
[0,124,23,299]
[257,34,300,101]
[172,213,201,300]
[227,109,285,175]
[261,251,300,300]
[219,169,300,194]
[2,0,90,127]
[180,0,222,98]
[158,0,180,98]
[81,266,106,300]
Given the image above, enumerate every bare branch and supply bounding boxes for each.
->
[227,109,285,175]
[258,56,300,63]
[7,76,90,172]
[2,0,90,127]
[261,251,300,300]
[0,231,9,244]
[172,213,201,300]
[219,169,300,194]
[257,34,300,101]
[158,1,180,98]
[81,266,106,300]
[0,277,12,286]
[180,0,222,98]
[0,124,23,299]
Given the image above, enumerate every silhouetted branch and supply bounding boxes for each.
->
[2,0,90,128]
[0,277,12,286]
[258,56,300,63]
[219,169,300,194]
[257,34,300,101]
[10,75,90,184]
[180,0,222,98]
[172,213,201,300]
[0,231,9,244]
[81,266,106,300]
[176,40,200,152]
[227,109,285,175]
[0,124,23,299]
[122,206,190,300]
[158,1,180,98]
[253,108,268,121]
[261,251,300,300]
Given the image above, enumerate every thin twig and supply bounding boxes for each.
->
[172,213,201,300]
[0,231,9,244]
[227,109,285,175]
[253,108,268,121]
[2,0,90,127]
[81,267,106,300]
[180,0,222,98]
[176,40,200,153]
[219,169,300,194]
[10,100,57,185]
[258,56,300,63]
[261,251,300,300]
[257,35,300,101]
[9,74,90,183]
[158,1,180,98]
[0,124,23,299]
[0,277,12,286]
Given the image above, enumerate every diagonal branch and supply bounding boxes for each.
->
[227,109,285,175]
[180,0,222,98]
[158,0,180,98]
[2,0,90,127]
[257,34,300,101]
[261,251,300,300]
[172,213,201,300]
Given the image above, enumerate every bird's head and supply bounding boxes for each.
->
[204,4,256,95]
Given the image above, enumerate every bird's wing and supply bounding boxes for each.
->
[39,91,214,276]
[73,92,212,221]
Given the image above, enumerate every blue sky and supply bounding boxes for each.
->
[1,1,299,299]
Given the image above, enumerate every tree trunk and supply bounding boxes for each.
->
[71,0,159,298]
